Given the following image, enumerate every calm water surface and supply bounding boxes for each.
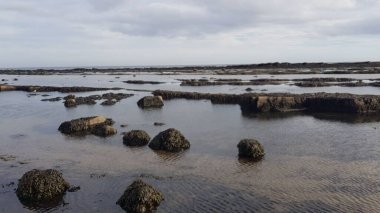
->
[0,74,380,212]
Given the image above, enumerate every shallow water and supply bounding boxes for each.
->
[2,73,380,95]
[1,74,380,212]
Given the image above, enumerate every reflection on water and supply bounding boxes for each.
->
[242,110,380,124]
[1,75,380,212]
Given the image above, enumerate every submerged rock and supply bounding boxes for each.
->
[153,122,165,126]
[123,130,151,146]
[58,116,116,137]
[149,128,190,152]
[16,169,70,204]
[116,180,164,213]
[137,96,164,108]
[237,139,265,160]
[101,99,117,106]
[91,125,117,137]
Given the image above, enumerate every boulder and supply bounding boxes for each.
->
[149,128,190,152]
[123,130,151,146]
[58,116,110,135]
[116,180,164,213]
[237,139,265,160]
[16,169,70,204]
[137,96,164,108]
[101,99,117,106]
[64,99,77,107]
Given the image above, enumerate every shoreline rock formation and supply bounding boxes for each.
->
[153,90,380,114]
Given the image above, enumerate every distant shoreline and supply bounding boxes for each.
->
[1,61,380,75]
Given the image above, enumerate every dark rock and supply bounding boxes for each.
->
[58,116,114,136]
[137,96,164,108]
[91,125,117,137]
[120,124,128,128]
[123,130,151,146]
[124,80,164,84]
[116,180,164,213]
[149,128,190,152]
[41,97,62,102]
[68,186,81,192]
[63,95,75,100]
[64,99,77,107]
[245,87,253,92]
[16,169,70,204]
[153,122,165,126]
[237,139,265,160]
[101,99,117,106]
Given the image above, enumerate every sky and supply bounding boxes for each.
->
[0,0,380,68]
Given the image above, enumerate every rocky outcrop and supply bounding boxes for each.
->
[124,80,164,84]
[123,130,151,146]
[63,93,133,108]
[237,139,265,160]
[0,85,122,93]
[153,90,380,114]
[16,169,70,205]
[116,180,164,213]
[149,128,190,152]
[137,96,164,108]
[58,116,116,137]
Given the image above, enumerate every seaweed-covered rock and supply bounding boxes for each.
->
[137,96,164,108]
[149,128,190,152]
[116,180,164,213]
[123,130,151,146]
[101,99,117,106]
[91,125,117,137]
[237,139,265,160]
[64,98,77,107]
[58,116,113,135]
[16,169,70,204]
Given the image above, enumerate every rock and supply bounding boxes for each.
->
[64,99,77,107]
[63,94,75,100]
[41,97,62,102]
[237,139,265,160]
[124,80,164,84]
[58,116,110,134]
[68,186,81,192]
[123,130,151,146]
[101,99,117,106]
[149,128,190,152]
[153,122,165,126]
[0,85,16,91]
[16,169,70,204]
[137,96,164,108]
[120,124,128,128]
[91,125,117,137]
[245,87,253,92]
[116,180,164,213]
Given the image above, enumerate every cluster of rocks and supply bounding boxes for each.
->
[153,90,380,114]
[15,168,164,213]
[178,77,380,88]
[58,116,117,137]
[63,93,133,107]
[123,128,191,152]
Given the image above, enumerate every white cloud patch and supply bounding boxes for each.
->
[0,0,379,67]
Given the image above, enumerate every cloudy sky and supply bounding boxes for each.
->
[0,0,380,68]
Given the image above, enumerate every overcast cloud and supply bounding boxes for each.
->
[0,0,379,67]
